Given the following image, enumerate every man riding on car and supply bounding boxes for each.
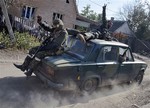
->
[14,16,68,76]
[66,5,114,43]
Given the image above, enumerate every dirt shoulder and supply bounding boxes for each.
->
[0,49,26,63]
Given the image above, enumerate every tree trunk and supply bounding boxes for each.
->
[0,0,15,43]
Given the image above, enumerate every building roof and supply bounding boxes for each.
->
[76,14,99,25]
[109,21,125,32]
[73,0,99,27]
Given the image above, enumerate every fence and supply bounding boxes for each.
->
[13,16,34,31]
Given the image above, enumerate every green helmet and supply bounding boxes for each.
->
[53,19,64,26]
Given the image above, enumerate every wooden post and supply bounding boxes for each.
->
[0,0,15,43]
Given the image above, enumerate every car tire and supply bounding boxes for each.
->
[134,72,144,85]
[80,78,98,94]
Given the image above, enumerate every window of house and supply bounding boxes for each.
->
[53,13,63,20]
[21,6,35,19]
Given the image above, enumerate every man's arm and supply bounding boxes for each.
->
[38,22,54,32]
[37,16,54,32]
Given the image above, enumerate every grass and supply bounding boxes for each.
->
[0,32,40,50]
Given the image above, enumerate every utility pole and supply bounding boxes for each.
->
[0,0,15,43]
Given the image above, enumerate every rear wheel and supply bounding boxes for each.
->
[81,78,98,94]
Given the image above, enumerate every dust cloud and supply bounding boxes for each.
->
[0,76,139,108]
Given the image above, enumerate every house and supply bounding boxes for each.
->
[7,0,96,30]
[108,20,150,53]
[109,20,135,38]
[75,14,99,31]
[7,0,78,28]
[108,20,136,49]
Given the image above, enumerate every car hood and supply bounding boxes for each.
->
[43,54,81,67]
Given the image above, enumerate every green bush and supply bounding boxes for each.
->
[0,32,40,50]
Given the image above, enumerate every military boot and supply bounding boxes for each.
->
[24,58,40,77]
[13,63,25,71]
[14,55,32,71]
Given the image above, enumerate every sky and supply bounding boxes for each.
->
[76,0,136,20]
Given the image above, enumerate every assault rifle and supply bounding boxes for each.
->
[31,34,54,59]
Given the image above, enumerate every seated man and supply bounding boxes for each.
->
[118,49,128,63]
[14,16,68,76]
[105,46,119,61]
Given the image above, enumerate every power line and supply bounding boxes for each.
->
[88,0,119,14]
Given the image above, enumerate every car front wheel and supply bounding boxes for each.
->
[81,78,98,94]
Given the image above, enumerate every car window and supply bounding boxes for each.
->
[67,38,94,59]
[126,49,133,61]
[97,46,119,62]
[118,47,134,62]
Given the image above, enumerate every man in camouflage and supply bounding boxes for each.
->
[66,5,113,42]
[14,16,68,76]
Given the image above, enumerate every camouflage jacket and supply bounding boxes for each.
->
[38,22,68,52]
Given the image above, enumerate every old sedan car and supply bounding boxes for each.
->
[34,36,147,92]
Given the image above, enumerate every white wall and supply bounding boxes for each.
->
[115,22,132,36]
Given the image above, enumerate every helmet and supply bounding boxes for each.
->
[53,19,64,26]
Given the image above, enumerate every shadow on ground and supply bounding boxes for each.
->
[0,76,135,108]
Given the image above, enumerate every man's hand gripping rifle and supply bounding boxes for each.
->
[31,35,53,59]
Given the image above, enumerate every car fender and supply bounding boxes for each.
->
[140,68,146,74]
[136,69,144,78]
[132,68,145,80]
[83,71,102,85]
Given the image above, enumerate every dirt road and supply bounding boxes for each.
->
[0,50,150,108]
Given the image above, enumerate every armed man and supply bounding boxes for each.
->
[67,4,113,42]
[14,16,68,76]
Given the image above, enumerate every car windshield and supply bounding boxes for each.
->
[67,37,94,60]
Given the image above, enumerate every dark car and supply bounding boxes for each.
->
[34,36,147,92]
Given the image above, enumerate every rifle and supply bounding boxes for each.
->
[102,4,107,31]
[31,34,54,59]
[101,5,109,40]
[100,5,113,41]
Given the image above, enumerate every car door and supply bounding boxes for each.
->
[117,47,134,82]
[96,46,120,86]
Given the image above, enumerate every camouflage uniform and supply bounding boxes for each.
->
[14,19,68,76]
[66,5,112,42]
[66,28,103,41]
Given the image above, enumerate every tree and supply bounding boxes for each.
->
[80,5,102,21]
[119,0,150,40]
[0,0,15,43]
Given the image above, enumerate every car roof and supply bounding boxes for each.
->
[90,39,128,47]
